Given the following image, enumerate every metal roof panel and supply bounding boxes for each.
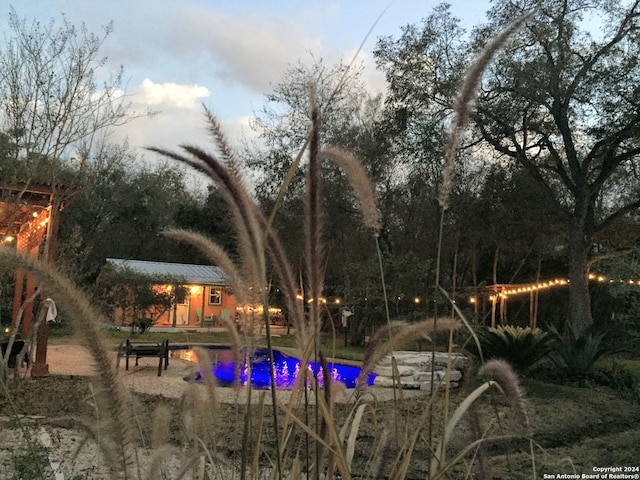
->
[106,258,229,285]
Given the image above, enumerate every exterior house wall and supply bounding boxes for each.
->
[115,284,236,328]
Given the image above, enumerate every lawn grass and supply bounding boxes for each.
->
[606,356,640,374]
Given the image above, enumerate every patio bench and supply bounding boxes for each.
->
[0,337,30,368]
[117,338,169,376]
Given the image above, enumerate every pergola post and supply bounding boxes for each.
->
[11,268,24,330]
[2,184,70,378]
[32,199,61,377]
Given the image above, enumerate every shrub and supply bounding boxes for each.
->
[547,323,615,379]
[11,443,51,480]
[464,325,556,373]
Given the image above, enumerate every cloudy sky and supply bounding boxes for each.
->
[1,0,490,162]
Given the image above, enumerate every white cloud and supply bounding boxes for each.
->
[343,48,388,96]
[169,7,323,93]
[111,100,255,154]
[19,1,389,159]
[138,79,210,108]
[36,1,367,108]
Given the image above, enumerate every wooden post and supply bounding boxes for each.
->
[172,288,178,328]
[32,201,61,377]
[491,290,497,328]
[22,243,40,339]
[499,295,507,325]
[22,274,36,338]
[11,269,24,331]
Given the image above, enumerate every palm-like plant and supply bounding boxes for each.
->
[465,325,556,373]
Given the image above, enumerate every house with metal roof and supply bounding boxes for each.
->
[106,258,236,329]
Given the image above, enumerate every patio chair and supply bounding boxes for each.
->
[202,315,214,329]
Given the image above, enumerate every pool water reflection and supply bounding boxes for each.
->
[175,347,376,389]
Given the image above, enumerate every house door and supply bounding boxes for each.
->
[169,297,190,326]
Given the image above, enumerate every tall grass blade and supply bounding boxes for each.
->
[429,381,499,478]
[344,403,367,472]
[0,247,137,479]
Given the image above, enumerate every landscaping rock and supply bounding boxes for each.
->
[373,365,418,377]
[373,351,467,390]
[373,375,423,389]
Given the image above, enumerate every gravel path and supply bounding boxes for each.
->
[48,344,201,399]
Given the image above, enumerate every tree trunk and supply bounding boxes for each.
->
[567,216,592,334]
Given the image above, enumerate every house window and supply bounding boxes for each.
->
[209,287,222,305]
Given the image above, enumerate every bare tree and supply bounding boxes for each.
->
[0,8,141,173]
[0,8,146,253]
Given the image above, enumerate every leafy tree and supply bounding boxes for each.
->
[590,254,640,349]
[248,57,370,199]
[375,0,640,333]
[174,184,237,262]
[245,58,389,312]
[374,3,467,193]
[374,5,489,305]
[95,263,188,332]
[460,165,566,282]
[57,146,201,284]
[472,0,640,333]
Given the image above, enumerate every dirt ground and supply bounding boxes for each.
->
[1,346,639,479]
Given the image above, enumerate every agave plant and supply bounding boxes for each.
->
[547,323,615,379]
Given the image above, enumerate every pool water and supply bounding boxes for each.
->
[183,347,376,389]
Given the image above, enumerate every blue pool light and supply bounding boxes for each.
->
[193,348,376,389]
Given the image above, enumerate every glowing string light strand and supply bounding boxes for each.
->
[469,273,640,303]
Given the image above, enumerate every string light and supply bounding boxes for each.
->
[236,304,282,315]
[483,277,570,301]
[477,272,640,303]
[14,206,52,248]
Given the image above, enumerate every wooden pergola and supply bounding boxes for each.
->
[1,181,67,377]
[466,279,570,328]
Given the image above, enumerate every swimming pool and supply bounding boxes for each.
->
[181,346,376,389]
